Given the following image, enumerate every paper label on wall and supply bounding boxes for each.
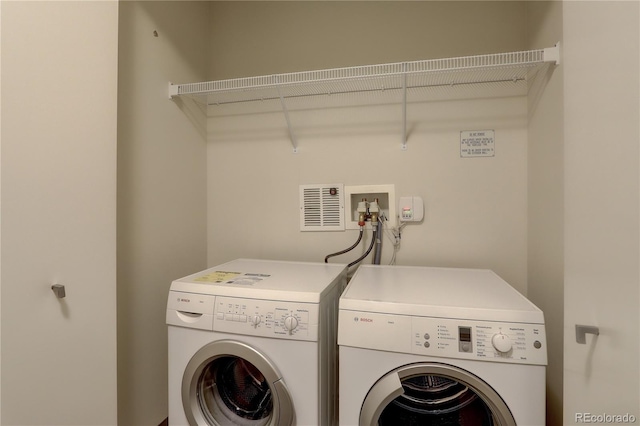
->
[460,130,495,157]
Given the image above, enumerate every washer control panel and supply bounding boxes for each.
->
[338,310,547,365]
[213,296,319,341]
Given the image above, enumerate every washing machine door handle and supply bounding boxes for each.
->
[272,378,296,425]
[359,372,404,426]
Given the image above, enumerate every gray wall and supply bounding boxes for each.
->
[117,2,208,424]
[206,2,531,291]
[117,2,568,424]
[562,1,639,423]
[526,2,564,425]
[2,1,118,424]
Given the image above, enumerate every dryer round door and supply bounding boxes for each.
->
[182,340,295,426]
[360,362,516,426]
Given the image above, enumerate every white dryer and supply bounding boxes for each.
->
[338,265,547,426]
[167,259,347,426]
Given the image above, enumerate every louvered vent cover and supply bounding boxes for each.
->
[299,184,345,231]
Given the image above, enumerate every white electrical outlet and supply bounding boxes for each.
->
[398,196,424,222]
[344,184,396,229]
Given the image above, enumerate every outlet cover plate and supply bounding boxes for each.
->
[344,184,396,230]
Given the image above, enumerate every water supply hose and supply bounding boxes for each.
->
[373,219,383,264]
[348,228,377,268]
[325,228,364,263]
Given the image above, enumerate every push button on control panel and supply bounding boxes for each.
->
[421,332,431,348]
[458,326,473,353]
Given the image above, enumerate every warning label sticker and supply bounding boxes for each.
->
[460,130,495,158]
[194,271,270,285]
[194,271,241,283]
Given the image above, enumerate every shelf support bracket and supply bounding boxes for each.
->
[401,66,408,151]
[168,82,179,99]
[543,42,561,65]
[276,83,298,153]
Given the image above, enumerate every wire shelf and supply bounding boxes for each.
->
[169,45,559,151]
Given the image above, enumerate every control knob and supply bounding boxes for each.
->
[284,316,299,334]
[250,315,261,328]
[492,332,513,353]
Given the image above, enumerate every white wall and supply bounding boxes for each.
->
[208,2,527,292]
[1,1,118,424]
[207,99,529,287]
[0,1,3,420]
[206,2,531,292]
[117,2,640,424]
[117,2,209,424]
[526,2,564,425]
[563,2,639,423]
[208,2,527,80]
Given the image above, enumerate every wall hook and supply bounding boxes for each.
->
[575,324,599,344]
[51,284,66,299]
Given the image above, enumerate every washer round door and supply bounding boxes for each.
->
[182,340,295,426]
[360,363,516,426]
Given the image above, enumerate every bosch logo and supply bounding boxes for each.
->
[178,298,190,303]
[354,317,373,323]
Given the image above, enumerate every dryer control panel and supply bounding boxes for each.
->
[338,310,547,365]
[410,316,546,365]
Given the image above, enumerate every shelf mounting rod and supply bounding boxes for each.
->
[276,82,298,153]
[401,64,408,151]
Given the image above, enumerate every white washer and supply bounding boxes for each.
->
[167,259,347,426]
[338,265,547,426]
